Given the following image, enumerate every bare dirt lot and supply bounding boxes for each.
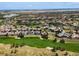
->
[0,43,78,56]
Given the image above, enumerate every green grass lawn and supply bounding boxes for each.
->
[0,36,79,53]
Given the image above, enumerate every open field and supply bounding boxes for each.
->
[0,36,79,53]
[0,43,78,56]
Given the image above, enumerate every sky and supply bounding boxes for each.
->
[0,2,79,10]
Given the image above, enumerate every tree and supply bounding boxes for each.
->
[5,33,8,37]
[17,32,24,38]
[59,39,65,43]
[53,38,57,43]
[41,31,48,39]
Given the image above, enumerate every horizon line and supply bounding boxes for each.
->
[1,8,79,10]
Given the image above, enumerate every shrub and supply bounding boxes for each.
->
[15,45,19,48]
[56,46,61,50]
[14,49,17,54]
[20,43,25,47]
[64,52,68,56]
[60,48,65,51]
[51,47,56,52]
[10,43,15,48]
[55,53,58,56]
[11,43,19,48]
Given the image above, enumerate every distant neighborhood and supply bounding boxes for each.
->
[0,10,79,39]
